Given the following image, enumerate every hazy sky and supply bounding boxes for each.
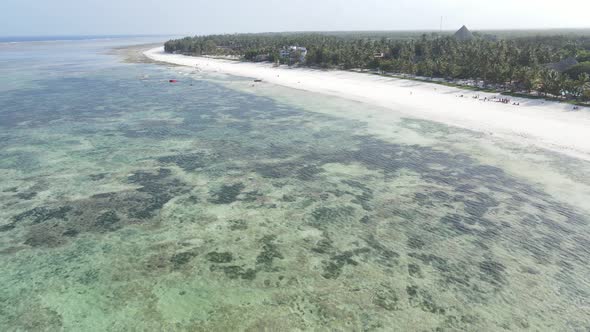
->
[2,0,590,36]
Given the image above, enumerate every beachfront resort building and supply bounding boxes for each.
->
[280,46,308,62]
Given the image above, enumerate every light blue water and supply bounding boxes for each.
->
[0,38,589,331]
[0,35,168,43]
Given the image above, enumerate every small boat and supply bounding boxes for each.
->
[254,79,263,83]
[169,79,178,83]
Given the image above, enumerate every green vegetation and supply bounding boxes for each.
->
[566,62,590,79]
[165,31,590,102]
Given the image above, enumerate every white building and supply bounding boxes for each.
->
[280,46,308,62]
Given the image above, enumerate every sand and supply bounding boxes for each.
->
[145,47,590,161]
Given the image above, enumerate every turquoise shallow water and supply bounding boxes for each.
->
[1,39,590,331]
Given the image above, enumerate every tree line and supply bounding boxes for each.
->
[165,32,590,102]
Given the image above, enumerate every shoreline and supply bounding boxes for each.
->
[107,43,162,63]
[145,46,590,161]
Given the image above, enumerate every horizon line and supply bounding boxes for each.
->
[3,27,590,39]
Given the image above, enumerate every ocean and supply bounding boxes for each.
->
[0,35,166,43]
[0,38,589,331]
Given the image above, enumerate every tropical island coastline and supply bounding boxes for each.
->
[163,29,590,104]
[4,0,590,327]
[144,45,590,161]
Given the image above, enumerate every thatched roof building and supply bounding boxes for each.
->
[546,57,579,73]
[454,25,474,41]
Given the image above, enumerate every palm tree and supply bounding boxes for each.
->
[577,73,590,101]
[515,67,537,92]
[539,69,560,97]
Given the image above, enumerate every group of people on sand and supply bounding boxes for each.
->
[456,94,520,106]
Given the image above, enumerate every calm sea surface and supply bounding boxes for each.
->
[1,38,589,331]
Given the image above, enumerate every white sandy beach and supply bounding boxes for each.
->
[145,47,590,160]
